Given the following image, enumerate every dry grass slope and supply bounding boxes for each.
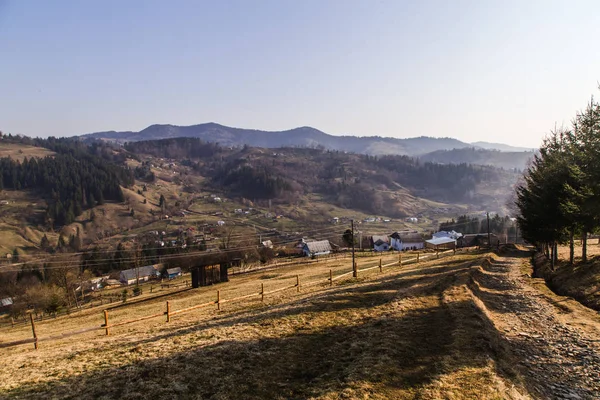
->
[0,250,544,399]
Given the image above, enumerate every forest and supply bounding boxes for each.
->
[0,135,133,227]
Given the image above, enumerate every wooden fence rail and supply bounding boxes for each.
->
[1,249,457,350]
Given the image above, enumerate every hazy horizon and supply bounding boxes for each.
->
[2,0,600,148]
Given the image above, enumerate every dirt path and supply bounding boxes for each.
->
[2,248,600,399]
[468,248,600,399]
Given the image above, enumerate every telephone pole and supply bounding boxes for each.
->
[351,219,357,278]
[486,212,491,247]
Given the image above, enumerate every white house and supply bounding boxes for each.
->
[390,231,424,251]
[302,240,332,257]
[371,235,390,252]
[432,230,462,240]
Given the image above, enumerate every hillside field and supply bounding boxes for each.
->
[2,247,600,399]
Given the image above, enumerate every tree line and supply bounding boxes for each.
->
[516,91,600,268]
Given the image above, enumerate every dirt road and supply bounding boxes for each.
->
[2,247,600,399]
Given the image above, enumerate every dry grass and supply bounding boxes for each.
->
[532,242,600,311]
[0,143,55,162]
[0,249,535,399]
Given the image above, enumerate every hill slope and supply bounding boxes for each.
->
[81,123,523,156]
[470,141,534,152]
[420,148,535,170]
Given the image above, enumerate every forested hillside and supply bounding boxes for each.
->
[419,147,534,170]
[0,135,133,227]
[126,138,519,216]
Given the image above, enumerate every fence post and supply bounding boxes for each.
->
[436,250,439,259]
[354,262,358,278]
[399,253,402,266]
[29,313,38,350]
[150,285,153,293]
[166,301,171,322]
[11,316,14,328]
[453,248,456,255]
[379,258,382,272]
[217,290,221,310]
[329,269,333,286]
[296,275,300,292]
[261,283,264,302]
[103,310,110,336]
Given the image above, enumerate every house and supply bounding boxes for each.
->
[119,265,162,285]
[425,237,457,250]
[261,240,273,249]
[371,235,390,252]
[167,267,182,280]
[432,230,462,240]
[302,240,332,257]
[390,231,424,251]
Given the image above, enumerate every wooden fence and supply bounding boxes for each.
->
[0,249,456,350]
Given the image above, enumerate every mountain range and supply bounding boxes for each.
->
[80,123,535,168]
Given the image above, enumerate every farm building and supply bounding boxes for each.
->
[167,267,182,280]
[371,235,390,252]
[432,230,463,240]
[191,263,230,287]
[302,240,332,257]
[390,231,424,251]
[425,237,457,250]
[119,265,161,285]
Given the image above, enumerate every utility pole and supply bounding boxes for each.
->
[487,212,491,247]
[351,219,356,278]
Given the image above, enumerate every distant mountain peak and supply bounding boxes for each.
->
[80,123,535,158]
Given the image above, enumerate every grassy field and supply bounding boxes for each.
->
[0,143,55,162]
[0,248,536,399]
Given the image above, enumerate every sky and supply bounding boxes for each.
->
[1,0,600,148]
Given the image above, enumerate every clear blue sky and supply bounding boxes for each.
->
[1,0,600,147]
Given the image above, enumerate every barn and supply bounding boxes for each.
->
[425,237,457,250]
[302,240,332,257]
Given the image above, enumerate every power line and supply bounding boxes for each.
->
[0,228,349,273]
